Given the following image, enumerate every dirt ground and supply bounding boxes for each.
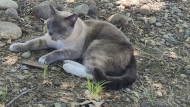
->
[0,0,190,107]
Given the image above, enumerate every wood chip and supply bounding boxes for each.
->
[22,60,48,68]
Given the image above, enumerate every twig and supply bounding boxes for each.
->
[131,18,141,31]
[6,87,36,107]
[22,60,48,69]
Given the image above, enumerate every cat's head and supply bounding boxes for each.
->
[46,4,78,41]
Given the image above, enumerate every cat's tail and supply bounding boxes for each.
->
[93,55,137,90]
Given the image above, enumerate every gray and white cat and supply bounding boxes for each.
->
[9,5,137,90]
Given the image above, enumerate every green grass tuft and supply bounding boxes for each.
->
[43,25,47,33]
[0,91,7,102]
[43,66,48,79]
[182,55,189,62]
[86,78,108,99]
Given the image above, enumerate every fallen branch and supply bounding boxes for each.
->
[6,87,36,107]
[22,60,48,68]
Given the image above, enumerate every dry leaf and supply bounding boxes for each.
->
[132,91,139,99]
[2,54,18,65]
[60,82,69,89]
[42,80,52,86]
[91,100,104,107]
[7,39,12,44]
[72,100,104,107]
[170,51,178,58]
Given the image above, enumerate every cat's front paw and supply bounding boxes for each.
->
[38,56,49,64]
[9,43,24,52]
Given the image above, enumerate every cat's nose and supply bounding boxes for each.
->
[49,32,53,36]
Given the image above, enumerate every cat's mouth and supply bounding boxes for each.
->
[51,36,58,41]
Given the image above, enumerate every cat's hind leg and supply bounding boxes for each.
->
[64,60,84,67]
[63,61,93,79]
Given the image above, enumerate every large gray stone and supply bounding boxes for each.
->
[108,13,129,26]
[5,8,19,19]
[0,22,22,40]
[139,5,151,15]
[86,0,97,14]
[0,0,18,9]
[73,4,89,16]
[32,1,57,19]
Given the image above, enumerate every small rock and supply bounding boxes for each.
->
[148,17,156,24]
[185,36,190,41]
[73,4,89,16]
[35,25,43,32]
[155,22,162,27]
[114,1,122,6]
[177,13,183,17]
[100,0,110,3]
[124,88,131,92]
[139,5,151,15]
[54,102,62,107]
[23,70,29,74]
[117,5,125,11]
[184,43,190,48]
[179,29,184,33]
[0,22,22,40]
[185,70,190,75]
[149,31,154,36]
[0,41,6,47]
[0,0,18,9]
[164,23,170,27]
[152,47,160,53]
[108,13,129,26]
[5,8,19,19]
[176,85,183,90]
[17,75,24,80]
[184,65,190,70]
[51,67,58,71]
[32,1,57,19]
[84,90,90,95]
[0,91,3,95]
[32,97,38,102]
[21,51,31,58]
[172,7,181,13]
[10,68,17,72]
[53,79,62,87]
[61,103,67,107]
[86,0,97,14]
[159,41,165,45]
[180,74,187,78]
[182,24,188,28]
[155,91,162,97]
[178,19,183,23]
[122,1,131,8]
[165,42,170,46]
[7,39,12,44]
[163,35,169,39]
[181,50,188,56]
[20,66,28,70]
[146,39,156,46]
[107,3,114,9]
[144,69,149,72]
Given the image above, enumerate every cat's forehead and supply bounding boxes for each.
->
[47,11,72,22]
[60,11,72,17]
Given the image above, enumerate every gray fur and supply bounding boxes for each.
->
[9,5,137,90]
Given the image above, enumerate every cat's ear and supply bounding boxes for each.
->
[65,14,78,26]
[49,4,57,17]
